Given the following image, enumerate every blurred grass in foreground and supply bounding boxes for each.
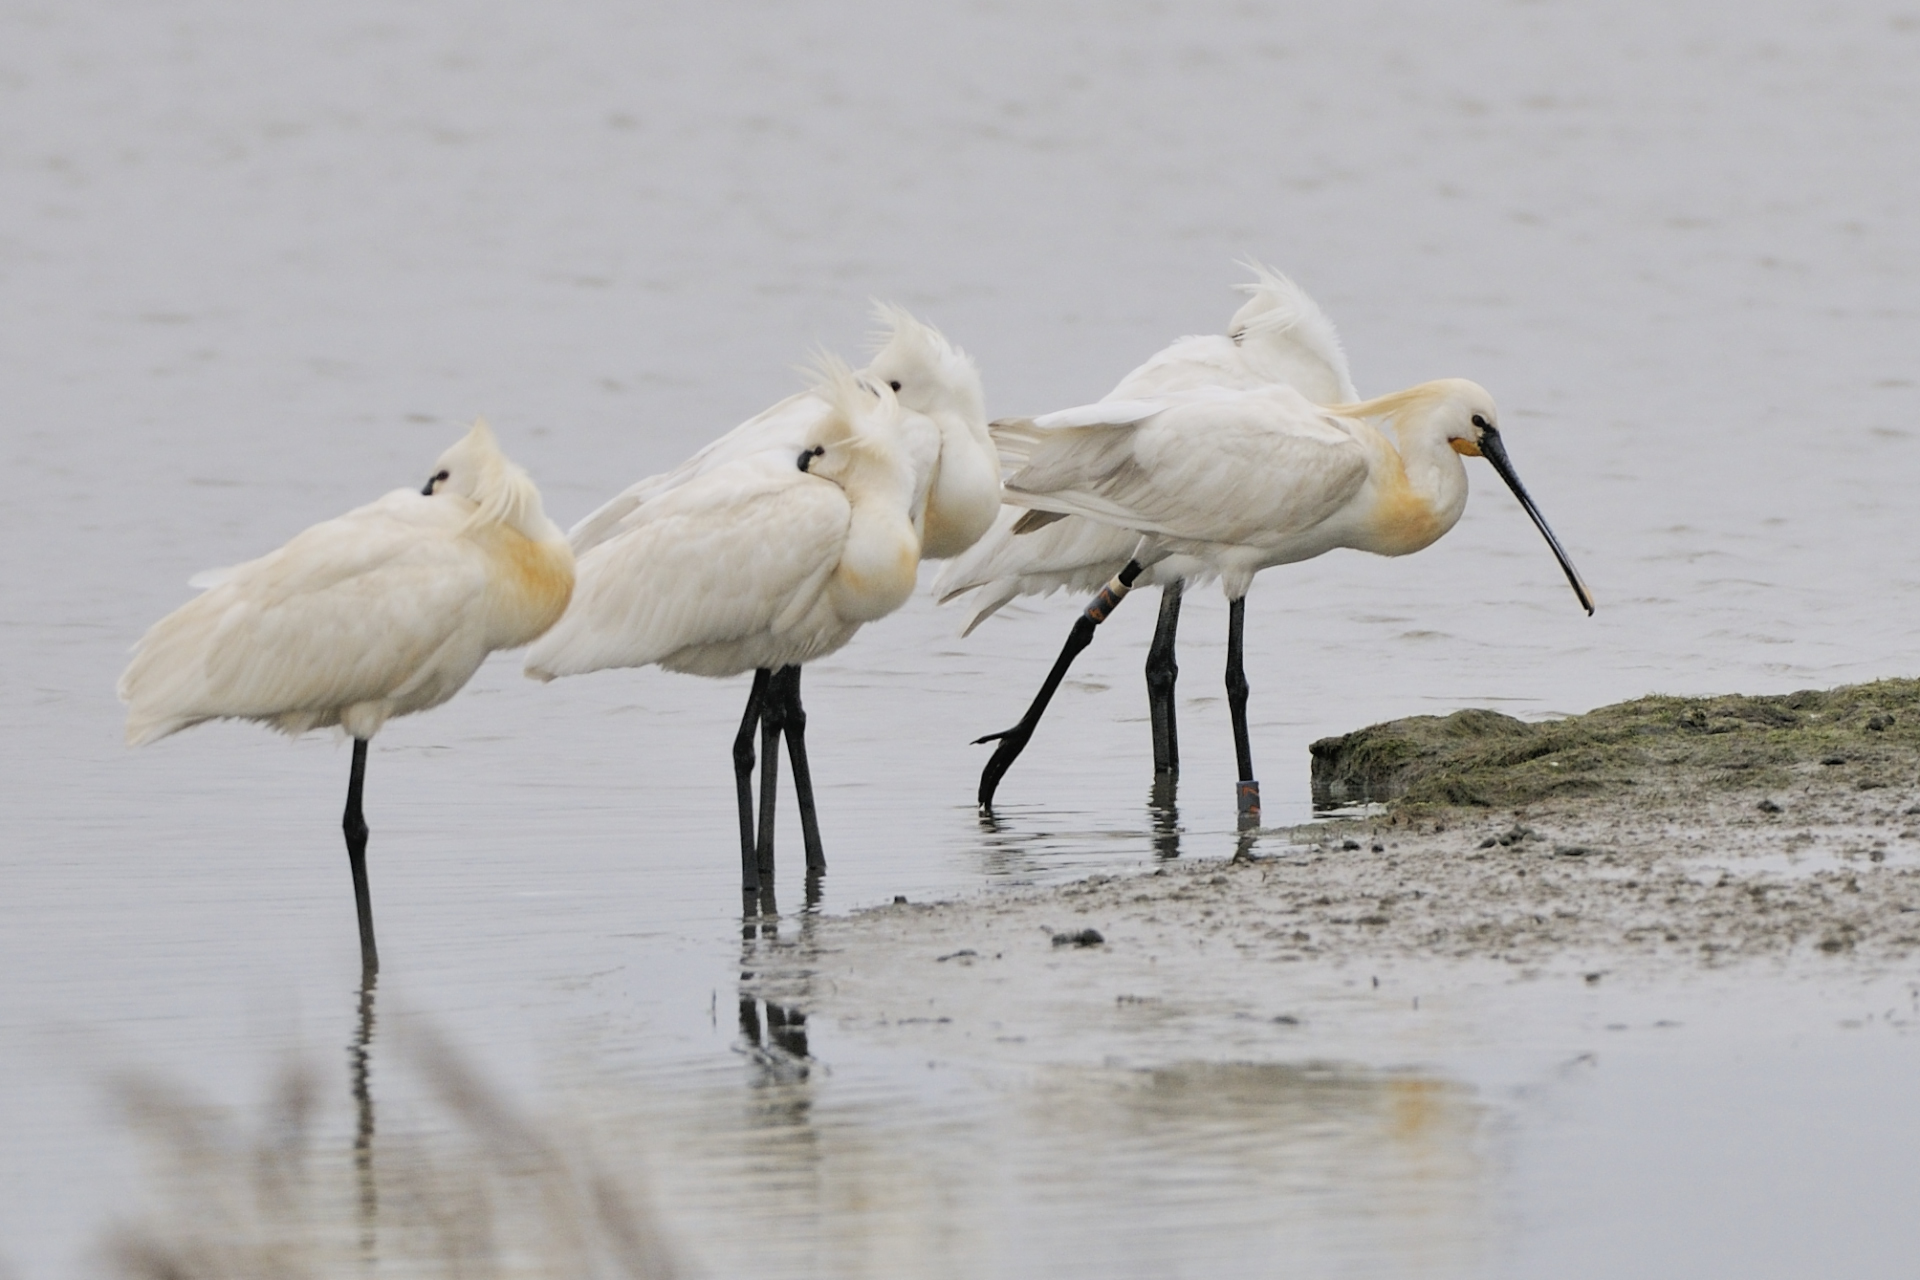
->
[99,1016,685,1280]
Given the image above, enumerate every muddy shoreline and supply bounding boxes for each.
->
[745,684,1920,1056]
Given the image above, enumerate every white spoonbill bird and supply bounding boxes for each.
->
[525,359,940,893]
[939,264,1359,782]
[119,421,575,974]
[956,300,1593,819]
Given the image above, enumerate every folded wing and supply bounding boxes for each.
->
[527,455,854,679]
[120,492,493,743]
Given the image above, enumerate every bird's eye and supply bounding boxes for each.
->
[888,380,902,392]
[1471,414,1490,430]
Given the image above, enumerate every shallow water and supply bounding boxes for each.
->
[3,0,1918,1274]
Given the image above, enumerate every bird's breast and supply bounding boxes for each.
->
[486,531,576,645]
[828,513,920,624]
[1360,475,1455,557]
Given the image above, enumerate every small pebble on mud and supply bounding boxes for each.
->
[1758,798,1782,813]
[1052,928,1105,948]
[1342,839,1361,851]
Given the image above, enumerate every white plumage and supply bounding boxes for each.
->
[119,420,574,972]
[526,362,933,683]
[958,265,1592,814]
[525,353,956,893]
[937,262,1357,630]
[567,304,997,562]
[122,420,573,744]
[993,378,1500,593]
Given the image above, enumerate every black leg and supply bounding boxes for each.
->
[1146,580,1183,779]
[757,677,785,885]
[1225,596,1260,826]
[976,560,1145,811]
[777,666,826,874]
[733,670,771,894]
[343,738,378,976]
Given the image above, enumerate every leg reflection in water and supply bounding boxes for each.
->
[349,971,378,1263]
[737,881,817,1080]
[1150,774,1183,861]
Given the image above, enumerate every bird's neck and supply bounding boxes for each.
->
[829,488,921,623]
[1359,424,1470,557]
[920,410,1001,560]
[475,524,576,646]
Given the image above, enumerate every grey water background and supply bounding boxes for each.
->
[2,0,1917,1274]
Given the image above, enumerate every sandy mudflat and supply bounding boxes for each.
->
[744,689,1920,1061]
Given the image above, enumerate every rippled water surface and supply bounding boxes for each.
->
[3,1,1918,1275]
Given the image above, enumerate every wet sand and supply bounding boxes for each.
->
[746,697,1920,1063]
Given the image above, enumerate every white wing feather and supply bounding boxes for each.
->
[527,454,854,680]
[939,265,1362,628]
[568,392,829,555]
[1000,387,1370,548]
[120,491,493,744]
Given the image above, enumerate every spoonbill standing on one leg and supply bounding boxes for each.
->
[938,264,1360,786]
[525,352,969,893]
[953,293,1593,818]
[119,421,576,974]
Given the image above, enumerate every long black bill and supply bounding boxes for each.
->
[1477,430,1594,615]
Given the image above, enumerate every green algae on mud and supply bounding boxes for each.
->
[1310,678,1920,809]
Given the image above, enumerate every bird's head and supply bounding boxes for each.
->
[1339,378,1594,616]
[1441,381,1593,616]
[422,420,562,542]
[863,303,986,426]
[795,354,904,487]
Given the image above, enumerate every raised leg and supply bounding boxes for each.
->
[757,677,785,885]
[776,666,826,874]
[733,670,771,893]
[976,560,1145,811]
[343,738,379,975]
[1225,595,1260,826]
[1146,580,1183,779]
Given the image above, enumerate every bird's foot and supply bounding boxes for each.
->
[974,718,1039,811]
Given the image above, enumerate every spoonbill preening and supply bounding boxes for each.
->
[119,421,575,974]
[942,266,1592,819]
